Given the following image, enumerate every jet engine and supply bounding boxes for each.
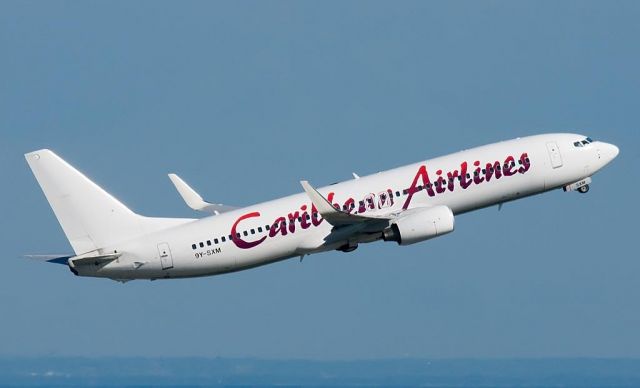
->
[382,205,455,245]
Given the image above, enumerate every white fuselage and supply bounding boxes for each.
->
[76,133,619,280]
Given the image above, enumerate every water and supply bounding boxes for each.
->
[1,358,639,386]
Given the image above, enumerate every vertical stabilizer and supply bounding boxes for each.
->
[25,149,192,255]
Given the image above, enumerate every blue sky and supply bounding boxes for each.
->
[1,1,638,359]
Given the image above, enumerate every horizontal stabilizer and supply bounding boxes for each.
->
[24,254,73,265]
[300,180,389,227]
[168,174,237,215]
[69,253,121,267]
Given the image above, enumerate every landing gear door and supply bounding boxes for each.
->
[546,141,563,168]
[158,242,173,270]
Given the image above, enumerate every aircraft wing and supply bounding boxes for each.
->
[169,174,237,215]
[300,180,455,250]
[300,180,392,227]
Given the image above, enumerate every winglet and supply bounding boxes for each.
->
[168,173,210,211]
[300,180,339,214]
[168,174,237,215]
[300,180,387,226]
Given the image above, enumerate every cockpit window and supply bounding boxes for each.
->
[574,137,594,148]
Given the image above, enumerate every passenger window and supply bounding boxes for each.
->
[229,234,234,240]
[395,191,400,197]
[258,227,263,233]
[250,229,255,235]
[207,240,211,246]
[214,238,219,244]
[243,231,248,236]
[236,233,241,238]
[221,236,226,242]
[192,244,196,250]
[265,225,270,230]
[199,242,204,248]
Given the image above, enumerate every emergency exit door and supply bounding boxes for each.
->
[546,141,563,168]
[158,242,173,270]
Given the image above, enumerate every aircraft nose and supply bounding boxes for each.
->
[596,141,619,167]
[602,142,620,161]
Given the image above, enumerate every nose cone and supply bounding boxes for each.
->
[602,142,620,161]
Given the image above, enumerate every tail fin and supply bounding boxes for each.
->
[25,149,192,255]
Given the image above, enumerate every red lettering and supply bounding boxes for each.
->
[434,169,446,194]
[287,211,300,233]
[446,169,459,192]
[234,151,532,250]
[269,216,287,237]
[518,153,531,174]
[459,162,472,189]
[300,205,311,229]
[503,156,516,176]
[231,212,267,249]
[343,198,355,214]
[402,165,435,210]
[484,161,502,182]
[473,161,484,184]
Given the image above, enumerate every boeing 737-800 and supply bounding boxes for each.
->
[25,134,619,282]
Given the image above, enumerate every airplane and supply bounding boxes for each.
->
[25,133,619,282]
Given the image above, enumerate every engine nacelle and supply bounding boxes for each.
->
[383,205,455,245]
